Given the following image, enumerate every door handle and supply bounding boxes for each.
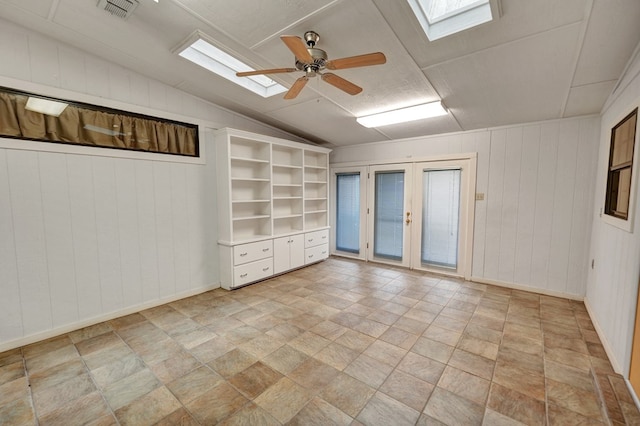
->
[406,211,412,225]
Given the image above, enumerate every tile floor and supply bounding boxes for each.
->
[1,257,640,425]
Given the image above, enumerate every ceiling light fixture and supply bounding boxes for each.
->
[175,31,287,98]
[25,97,69,117]
[356,101,448,128]
[407,0,496,41]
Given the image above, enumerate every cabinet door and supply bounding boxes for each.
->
[289,234,305,270]
[273,236,291,274]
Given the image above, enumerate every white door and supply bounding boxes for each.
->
[411,159,474,278]
[367,164,413,267]
[330,166,367,259]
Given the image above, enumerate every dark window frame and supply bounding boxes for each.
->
[605,108,638,220]
[0,86,199,157]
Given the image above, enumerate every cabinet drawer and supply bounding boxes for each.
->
[234,258,273,287]
[305,243,329,264]
[233,240,273,265]
[305,229,329,248]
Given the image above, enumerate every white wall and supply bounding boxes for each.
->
[586,46,640,375]
[331,116,600,299]
[0,19,305,351]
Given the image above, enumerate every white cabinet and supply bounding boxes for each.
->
[273,234,305,274]
[215,128,331,289]
[304,229,329,264]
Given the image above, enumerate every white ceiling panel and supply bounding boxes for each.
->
[424,23,582,130]
[171,0,338,48]
[268,98,388,146]
[564,80,617,117]
[0,0,54,19]
[572,0,640,86]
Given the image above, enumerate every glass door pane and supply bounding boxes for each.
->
[336,173,360,253]
[421,169,461,268]
[374,171,405,260]
[368,164,412,267]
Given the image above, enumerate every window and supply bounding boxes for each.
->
[605,108,638,220]
[336,173,361,253]
[0,86,198,157]
[406,0,496,41]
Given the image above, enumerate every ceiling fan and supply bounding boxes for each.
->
[236,31,386,100]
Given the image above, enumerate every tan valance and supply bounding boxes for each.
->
[0,88,198,156]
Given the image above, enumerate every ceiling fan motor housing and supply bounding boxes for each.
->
[295,47,327,76]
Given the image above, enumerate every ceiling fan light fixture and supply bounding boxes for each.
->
[356,101,448,128]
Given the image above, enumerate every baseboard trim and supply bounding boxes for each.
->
[470,276,583,301]
[0,283,221,353]
[584,297,624,375]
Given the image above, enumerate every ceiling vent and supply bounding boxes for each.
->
[97,0,139,19]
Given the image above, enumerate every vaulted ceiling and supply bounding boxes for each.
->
[1,0,639,147]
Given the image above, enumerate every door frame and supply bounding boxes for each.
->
[331,153,477,280]
[330,166,368,260]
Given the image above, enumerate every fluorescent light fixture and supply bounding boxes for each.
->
[176,31,287,98]
[356,101,448,128]
[407,0,495,41]
[25,97,68,117]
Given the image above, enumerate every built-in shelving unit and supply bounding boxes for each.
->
[215,128,331,289]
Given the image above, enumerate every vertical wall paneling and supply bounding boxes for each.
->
[6,150,53,335]
[471,131,491,278]
[67,155,102,319]
[108,64,132,104]
[0,26,30,80]
[0,150,23,341]
[497,127,523,283]
[27,36,60,87]
[171,163,191,293]
[115,159,143,307]
[153,161,177,298]
[547,121,579,293]
[135,161,161,302]
[129,73,151,108]
[186,164,207,287]
[483,129,506,280]
[58,46,87,93]
[92,156,124,313]
[513,125,541,286]
[529,123,559,289]
[84,55,110,99]
[39,152,79,327]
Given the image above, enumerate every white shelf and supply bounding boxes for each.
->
[304,165,327,170]
[231,156,269,164]
[274,196,302,200]
[232,177,270,182]
[273,183,302,187]
[305,210,327,215]
[233,215,271,221]
[305,197,327,201]
[304,181,327,184]
[232,199,270,203]
[273,164,302,169]
[274,214,303,219]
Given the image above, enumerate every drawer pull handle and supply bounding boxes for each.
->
[263,267,270,271]
[322,251,327,255]
[322,235,327,239]
[240,273,248,278]
[308,254,314,258]
[240,252,248,257]
[308,238,313,242]
[262,248,269,252]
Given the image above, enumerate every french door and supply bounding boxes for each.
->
[367,164,412,267]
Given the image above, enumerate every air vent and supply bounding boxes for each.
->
[97,0,139,19]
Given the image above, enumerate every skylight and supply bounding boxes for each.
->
[407,0,495,41]
[176,32,287,98]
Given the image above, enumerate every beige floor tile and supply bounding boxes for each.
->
[289,396,353,425]
[185,381,248,424]
[363,340,407,367]
[218,402,280,426]
[488,383,546,425]
[29,358,87,393]
[423,324,462,347]
[438,365,490,405]
[39,391,111,426]
[411,337,454,364]
[379,369,434,411]
[482,408,528,425]
[68,323,113,344]
[288,331,332,356]
[75,332,122,356]
[313,341,360,370]
[334,330,376,352]
[344,353,395,388]
[154,407,200,426]
[547,403,604,425]
[23,335,73,360]
[166,365,223,405]
[448,349,495,380]
[0,361,24,386]
[228,361,282,399]
[25,345,80,374]
[379,326,420,350]
[90,353,146,389]
[0,397,35,425]
[0,376,30,406]
[424,387,484,426]
[320,373,376,417]
[0,349,22,368]
[288,358,340,391]
[457,334,500,360]
[114,386,181,426]
[148,349,200,383]
[357,391,420,426]
[102,368,160,410]
[546,378,604,420]
[545,359,596,392]
[208,348,257,378]
[32,372,96,417]
[493,361,546,401]
[397,352,445,384]
[261,344,308,375]
[254,377,312,423]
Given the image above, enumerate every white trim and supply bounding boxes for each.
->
[584,296,624,374]
[331,152,477,169]
[0,282,221,353]
[626,378,640,412]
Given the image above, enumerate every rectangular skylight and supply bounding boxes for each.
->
[176,32,287,98]
[407,0,495,41]
[356,101,448,128]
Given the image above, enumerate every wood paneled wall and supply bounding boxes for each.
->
[330,116,600,299]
